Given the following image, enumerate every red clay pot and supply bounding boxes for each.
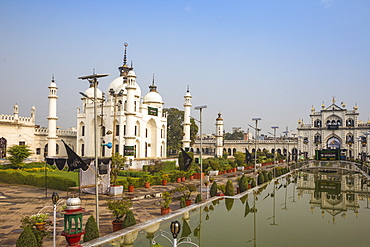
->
[189,175,194,180]
[112,221,123,232]
[181,177,186,182]
[176,177,182,183]
[144,182,150,188]
[185,200,192,206]
[161,207,170,215]
[128,185,134,192]
[162,180,168,186]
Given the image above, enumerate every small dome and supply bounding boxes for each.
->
[143,91,163,104]
[83,86,103,99]
[66,197,81,209]
[106,76,141,98]
[127,70,136,77]
[216,113,223,121]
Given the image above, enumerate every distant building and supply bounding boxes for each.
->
[297,98,370,160]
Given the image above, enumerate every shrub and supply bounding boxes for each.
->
[195,193,202,203]
[122,211,136,228]
[0,170,76,190]
[210,181,218,197]
[225,180,235,196]
[16,226,37,247]
[180,197,186,208]
[238,174,248,193]
[83,216,99,242]
[7,145,32,167]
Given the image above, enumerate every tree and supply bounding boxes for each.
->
[225,180,235,196]
[164,108,198,155]
[233,152,246,166]
[110,152,126,185]
[7,145,32,167]
[224,131,244,140]
[83,216,99,242]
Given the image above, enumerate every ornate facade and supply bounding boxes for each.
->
[76,45,167,160]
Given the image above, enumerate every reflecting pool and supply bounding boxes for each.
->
[89,169,370,247]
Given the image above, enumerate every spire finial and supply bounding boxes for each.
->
[152,73,155,85]
[332,96,336,103]
[149,74,157,92]
[123,42,128,67]
[93,68,96,74]
[130,60,133,68]
[52,74,55,82]
[187,85,190,93]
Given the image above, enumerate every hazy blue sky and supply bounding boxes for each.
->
[1,0,370,136]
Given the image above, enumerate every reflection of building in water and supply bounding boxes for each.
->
[297,170,365,220]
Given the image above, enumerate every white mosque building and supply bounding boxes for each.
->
[76,44,167,160]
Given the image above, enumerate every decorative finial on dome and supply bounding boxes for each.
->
[131,60,133,69]
[322,101,325,109]
[354,103,358,110]
[52,74,55,82]
[149,74,157,92]
[123,42,128,67]
[311,105,315,111]
[93,68,96,74]
[187,85,190,93]
[332,96,336,104]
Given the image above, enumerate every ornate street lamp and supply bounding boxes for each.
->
[52,192,59,247]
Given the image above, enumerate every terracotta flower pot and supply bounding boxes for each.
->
[194,173,204,179]
[181,177,186,182]
[176,177,182,183]
[144,182,150,188]
[128,185,134,192]
[61,231,84,246]
[162,180,168,186]
[112,221,123,232]
[185,199,192,206]
[161,207,170,215]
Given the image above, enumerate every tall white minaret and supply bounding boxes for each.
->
[31,106,36,124]
[124,69,137,159]
[182,87,192,150]
[215,113,224,158]
[47,76,58,157]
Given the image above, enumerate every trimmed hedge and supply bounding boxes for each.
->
[0,170,76,190]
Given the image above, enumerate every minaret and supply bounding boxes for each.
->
[14,103,19,121]
[47,75,58,157]
[182,87,192,150]
[215,113,224,158]
[124,69,137,159]
[31,106,36,124]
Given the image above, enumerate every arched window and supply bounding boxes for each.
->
[327,137,341,149]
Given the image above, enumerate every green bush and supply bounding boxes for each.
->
[83,216,99,242]
[180,197,186,208]
[225,180,235,196]
[16,226,37,247]
[0,170,76,190]
[210,181,218,197]
[122,211,136,228]
[195,193,202,203]
[238,174,248,193]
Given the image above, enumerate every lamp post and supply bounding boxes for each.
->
[365,132,370,162]
[195,105,207,198]
[250,118,261,177]
[283,128,289,162]
[152,221,199,247]
[292,133,297,162]
[271,126,279,178]
[109,88,124,155]
[52,192,59,247]
[78,72,109,230]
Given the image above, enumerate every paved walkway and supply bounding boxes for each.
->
[0,170,254,246]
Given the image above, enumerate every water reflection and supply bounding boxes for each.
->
[115,170,370,246]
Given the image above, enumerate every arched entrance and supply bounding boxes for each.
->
[327,136,341,149]
[0,137,6,158]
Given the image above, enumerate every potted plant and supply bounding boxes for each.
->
[187,169,195,180]
[106,198,132,232]
[30,213,50,231]
[127,177,135,192]
[176,184,197,206]
[110,153,126,196]
[142,175,151,188]
[161,174,169,186]
[193,167,204,179]
[160,191,172,215]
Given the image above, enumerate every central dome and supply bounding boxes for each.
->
[106,76,141,97]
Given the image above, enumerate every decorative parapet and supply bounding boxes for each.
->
[34,127,77,136]
[0,114,33,124]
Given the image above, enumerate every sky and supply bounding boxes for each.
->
[1,0,370,137]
